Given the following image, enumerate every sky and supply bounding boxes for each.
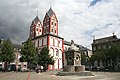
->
[0,0,120,49]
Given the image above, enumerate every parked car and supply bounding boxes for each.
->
[105,66,113,70]
[7,64,16,71]
[115,65,120,70]
[92,66,100,71]
[20,67,29,72]
[0,64,3,71]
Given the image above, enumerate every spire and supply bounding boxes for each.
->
[37,10,39,16]
[33,15,40,24]
[93,36,96,42]
[50,0,53,9]
[113,32,115,36]
[47,8,55,17]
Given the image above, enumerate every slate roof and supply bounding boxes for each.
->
[93,35,118,44]
[64,40,91,51]
[33,16,40,24]
[32,33,64,40]
[46,8,55,17]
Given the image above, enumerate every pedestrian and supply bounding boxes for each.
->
[40,66,43,73]
[36,65,40,73]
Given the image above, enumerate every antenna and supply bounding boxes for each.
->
[113,32,115,36]
[93,35,95,40]
[37,10,38,16]
[50,0,54,9]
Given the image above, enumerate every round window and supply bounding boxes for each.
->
[68,56,72,61]
[76,54,80,61]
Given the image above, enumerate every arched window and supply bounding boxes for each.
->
[55,30,56,33]
[50,47,54,56]
[55,48,59,57]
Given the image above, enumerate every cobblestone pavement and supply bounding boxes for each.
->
[0,71,120,80]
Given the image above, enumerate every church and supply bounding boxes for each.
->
[29,8,64,70]
[28,8,92,70]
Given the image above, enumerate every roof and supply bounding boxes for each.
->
[46,8,55,17]
[33,16,40,24]
[12,44,22,48]
[0,43,22,49]
[93,35,118,44]
[64,40,91,51]
[32,33,64,40]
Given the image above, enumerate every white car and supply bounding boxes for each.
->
[20,67,29,72]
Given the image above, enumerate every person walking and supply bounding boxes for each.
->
[40,66,43,73]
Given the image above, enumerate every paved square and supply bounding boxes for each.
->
[0,71,120,80]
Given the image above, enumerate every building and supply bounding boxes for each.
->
[64,40,92,66]
[64,40,92,57]
[91,33,120,68]
[29,8,64,70]
[29,8,93,70]
[91,33,120,54]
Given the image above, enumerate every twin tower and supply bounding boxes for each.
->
[29,8,64,70]
[29,8,58,39]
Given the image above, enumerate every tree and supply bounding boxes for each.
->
[105,43,120,68]
[81,53,88,65]
[0,39,15,70]
[91,43,120,69]
[37,47,54,71]
[20,38,37,69]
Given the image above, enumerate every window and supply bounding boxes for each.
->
[68,56,72,61]
[40,29,41,32]
[52,22,53,25]
[103,45,106,49]
[76,55,80,61]
[36,28,38,31]
[55,23,56,26]
[65,47,67,50]
[56,50,59,57]
[52,29,54,32]
[98,46,101,50]
[93,47,96,51]
[55,30,56,33]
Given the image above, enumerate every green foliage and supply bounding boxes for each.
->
[81,54,87,64]
[91,42,120,68]
[106,43,120,61]
[37,47,54,66]
[0,39,15,62]
[20,38,37,64]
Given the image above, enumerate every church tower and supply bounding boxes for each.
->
[29,8,64,70]
[43,8,58,35]
[29,16,43,39]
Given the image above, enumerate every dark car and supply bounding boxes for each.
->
[115,65,120,70]
[105,66,113,70]
[0,64,3,71]
[92,66,100,71]
[7,64,16,71]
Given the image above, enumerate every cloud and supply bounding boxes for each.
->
[0,0,120,49]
